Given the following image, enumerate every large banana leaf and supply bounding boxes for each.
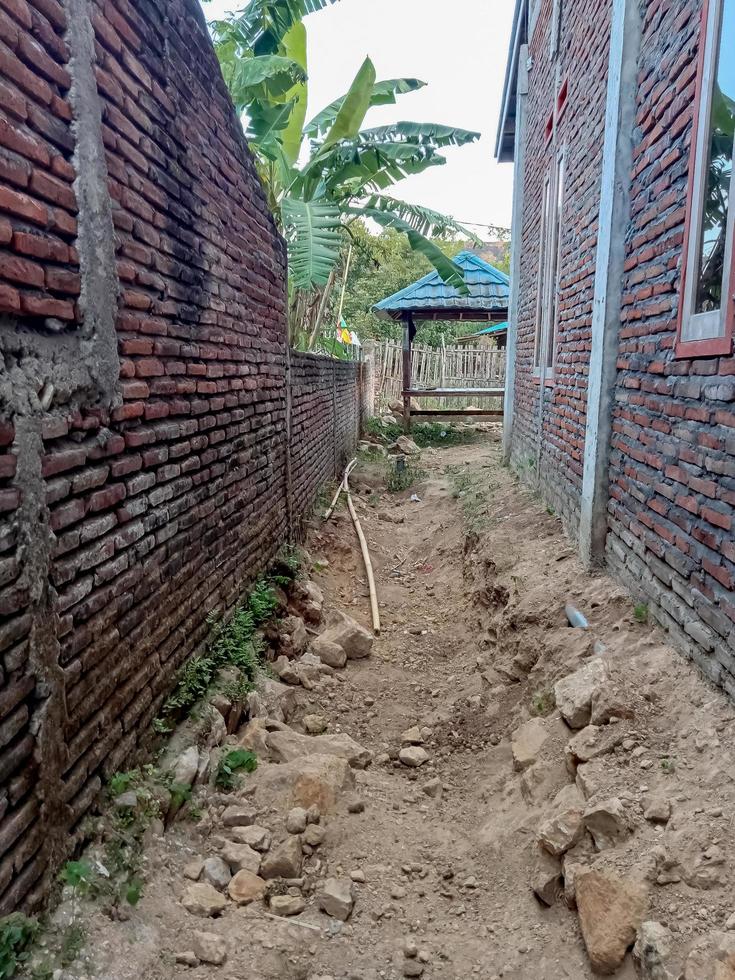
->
[247,99,298,159]
[320,57,376,151]
[357,122,481,147]
[360,194,481,242]
[281,197,342,288]
[352,205,469,294]
[217,0,343,55]
[226,54,306,107]
[279,22,308,165]
[304,78,426,140]
[323,144,445,196]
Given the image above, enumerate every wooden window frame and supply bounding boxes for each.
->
[534,147,566,377]
[676,0,735,358]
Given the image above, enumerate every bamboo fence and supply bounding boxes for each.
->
[374,340,506,411]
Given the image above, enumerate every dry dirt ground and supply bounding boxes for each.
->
[35,431,735,979]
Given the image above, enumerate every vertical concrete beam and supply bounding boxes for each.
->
[579,0,641,566]
[502,45,529,465]
[65,0,119,399]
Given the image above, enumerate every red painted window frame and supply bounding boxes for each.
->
[675,0,735,359]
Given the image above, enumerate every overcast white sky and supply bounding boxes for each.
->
[202,0,516,237]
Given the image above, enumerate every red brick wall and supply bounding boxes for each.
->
[0,0,360,913]
[508,0,735,696]
[510,0,612,531]
[607,0,735,695]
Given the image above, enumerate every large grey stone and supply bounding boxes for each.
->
[260,836,303,879]
[318,877,355,921]
[310,635,347,669]
[511,718,548,771]
[320,610,374,660]
[181,883,227,917]
[554,660,608,729]
[266,729,372,769]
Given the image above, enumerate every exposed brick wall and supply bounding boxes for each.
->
[606,0,735,697]
[290,353,360,526]
[508,0,735,697]
[0,0,360,914]
[509,0,612,535]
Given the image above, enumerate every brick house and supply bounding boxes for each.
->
[496,0,735,695]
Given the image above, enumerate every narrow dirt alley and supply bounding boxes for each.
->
[38,430,735,980]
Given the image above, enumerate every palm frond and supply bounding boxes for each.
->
[357,122,481,148]
[281,197,342,288]
[304,78,426,139]
[350,205,469,294]
[359,195,482,243]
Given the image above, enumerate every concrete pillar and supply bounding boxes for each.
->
[362,339,377,420]
[502,45,529,465]
[579,0,641,567]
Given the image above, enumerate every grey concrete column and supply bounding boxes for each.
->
[579,0,641,566]
[502,45,528,465]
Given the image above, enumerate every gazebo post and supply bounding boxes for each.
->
[402,314,415,433]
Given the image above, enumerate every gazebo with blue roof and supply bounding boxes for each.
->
[373,251,510,430]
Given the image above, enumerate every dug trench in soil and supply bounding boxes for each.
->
[29,430,735,979]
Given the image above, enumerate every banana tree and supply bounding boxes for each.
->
[211,1,481,345]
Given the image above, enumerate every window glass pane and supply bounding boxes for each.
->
[547,154,565,368]
[695,0,735,314]
[535,177,551,366]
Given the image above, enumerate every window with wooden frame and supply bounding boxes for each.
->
[677,0,735,357]
[534,149,566,373]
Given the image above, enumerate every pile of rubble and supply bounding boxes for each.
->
[509,653,735,978]
[152,577,391,970]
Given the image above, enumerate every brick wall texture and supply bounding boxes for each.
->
[510,0,612,532]
[0,0,360,913]
[510,0,735,700]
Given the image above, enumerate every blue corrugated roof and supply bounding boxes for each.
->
[471,321,508,335]
[373,251,510,319]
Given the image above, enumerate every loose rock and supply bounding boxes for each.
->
[266,729,372,770]
[537,784,585,857]
[191,931,227,966]
[201,856,232,892]
[321,610,374,660]
[399,746,430,768]
[303,714,329,734]
[227,870,267,905]
[181,883,228,918]
[576,870,648,974]
[583,797,629,851]
[229,825,271,852]
[644,797,671,824]
[221,842,261,875]
[554,660,607,729]
[261,836,303,879]
[221,805,256,828]
[310,636,347,669]
[286,806,308,834]
[511,717,548,771]
[270,894,306,917]
[318,877,355,921]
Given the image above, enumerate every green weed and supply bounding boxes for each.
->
[0,913,39,979]
[59,924,85,967]
[366,418,478,448]
[214,749,258,790]
[531,690,556,717]
[660,757,675,774]
[386,461,424,492]
[634,603,649,624]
